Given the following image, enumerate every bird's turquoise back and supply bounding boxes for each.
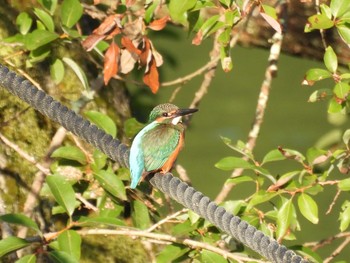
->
[129,122,158,189]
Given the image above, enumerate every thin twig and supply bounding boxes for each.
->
[75,193,98,211]
[215,30,284,203]
[324,236,350,263]
[175,164,192,184]
[314,0,327,49]
[76,228,266,262]
[326,188,341,215]
[145,208,188,232]
[304,232,350,251]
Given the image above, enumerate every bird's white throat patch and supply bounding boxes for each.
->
[172,116,182,125]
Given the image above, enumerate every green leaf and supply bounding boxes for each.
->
[132,199,151,229]
[339,178,350,191]
[337,24,350,45]
[289,245,323,263]
[339,200,350,231]
[62,57,89,90]
[16,12,33,35]
[50,58,65,84]
[262,149,286,164]
[0,213,40,233]
[343,129,350,145]
[58,230,81,260]
[93,170,126,200]
[297,193,319,224]
[29,45,51,64]
[215,156,253,170]
[168,0,197,24]
[199,15,222,38]
[303,68,332,85]
[156,244,189,263]
[324,46,338,73]
[15,254,37,263]
[276,198,293,240]
[225,175,254,185]
[201,249,227,263]
[24,29,58,50]
[34,8,55,32]
[46,174,76,216]
[78,216,125,227]
[308,89,332,102]
[61,0,83,28]
[124,118,144,138]
[38,0,58,15]
[48,251,79,263]
[0,237,31,257]
[221,200,245,215]
[306,13,334,31]
[328,97,343,113]
[188,210,201,225]
[330,0,350,18]
[247,190,278,211]
[333,82,350,99]
[91,149,107,171]
[85,111,117,138]
[51,146,87,165]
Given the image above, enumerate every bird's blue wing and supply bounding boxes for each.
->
[129,122,158,189]
[142,124,181,172]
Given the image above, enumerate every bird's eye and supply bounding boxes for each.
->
[162,112,168,117]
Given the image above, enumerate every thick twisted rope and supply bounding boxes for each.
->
[0,64,308,262]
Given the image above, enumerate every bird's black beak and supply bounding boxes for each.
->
[176,108,198,117]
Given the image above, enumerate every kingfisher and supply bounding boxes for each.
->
[129,103,198,189]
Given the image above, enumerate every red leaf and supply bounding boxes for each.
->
[82,34,106,51]
[148,16,168,31]
[143,58,159,93]
[104,42,120,85]
[121,36,141,55]
[192,31,203,46]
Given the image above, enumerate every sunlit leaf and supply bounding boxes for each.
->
[330,0,350,18]
[247,190,278,211]
[85,111,117,138]
[308,89,332,102]
[339,178,350,191]
[328,97,343,113]
[303,68,332,85]
[58,230,81,260]
[225,175,254,185]
[61,0,83,28]
[339,200,350,231]
[16,12,33,35]
[94,170,126,200]
[24,29,58,50]
[168,0,197,24]
[51,146,87,165]
[276,198,293,240]
[34,8,55,32]
[333,82,350,99]
[305,14,334,31]
[0,237,30,257]
[46,174,76,216]
[50,58,65,84]
[215,156,253,171]
[324,46,338,73]
[337,24,350,45]
[0,213,40,233]
[343,129,350,145]
[298,193,319,224]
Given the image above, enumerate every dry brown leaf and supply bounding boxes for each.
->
[104,42,120,85]
[82,34,106,51]
[93,14,120,35]
[119,49,138,74]
[139,37,151,67]
[143,57,159,94]
[121,36,141,55]
[149,39,163,67]
[148,16,169,31]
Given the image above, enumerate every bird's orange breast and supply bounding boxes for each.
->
[160,132,184,173]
